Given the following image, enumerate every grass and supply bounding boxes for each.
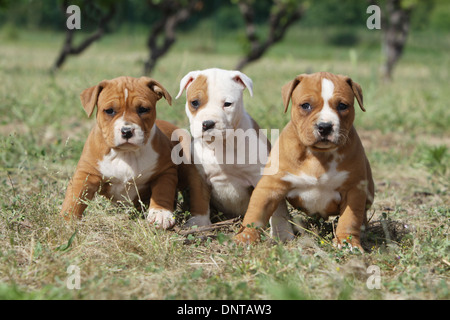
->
[0,24,449,300]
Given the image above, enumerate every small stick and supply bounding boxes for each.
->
[176,217,240,236]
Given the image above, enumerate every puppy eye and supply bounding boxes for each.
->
[104,108,116,116]
[137,106,150,115]
[337,103,349,111]
[190,100,200,109]
[224,102,233,107]
[301,103,312,111]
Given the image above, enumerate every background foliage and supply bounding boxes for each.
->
[1,0,449,32]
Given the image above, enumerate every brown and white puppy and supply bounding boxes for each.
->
[175,68,293,241]
[60,76,178,229]
[235,72,374,251]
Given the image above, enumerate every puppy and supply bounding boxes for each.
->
[175,68,293,241]
[60,76,178,229]
[235,72,374,251]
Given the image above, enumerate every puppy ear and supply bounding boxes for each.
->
[80,80,109,118]
[345,77,365,112]
[176,71,200,99]
[231,71,253,97]
[140,77,172,106]
[281,74,306,113]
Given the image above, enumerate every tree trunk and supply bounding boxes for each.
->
[51,1,115,72]
[143,1,200,75]
[382,0,412,80]
[235,0,304,71]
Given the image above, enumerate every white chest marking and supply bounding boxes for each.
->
[282,160,348,215]
[192,135,263,216]
[98,133,159,201]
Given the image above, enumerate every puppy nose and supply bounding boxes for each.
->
[202,120,216,132]
[121,127,134,139]
[317,122,333,137]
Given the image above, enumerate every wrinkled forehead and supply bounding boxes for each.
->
[295,76,322,97]
[98,78,157,105]
[294,74,353,100]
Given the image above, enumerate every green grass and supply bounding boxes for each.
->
[0,24,449,300]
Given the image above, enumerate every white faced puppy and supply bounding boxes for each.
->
[176,68,293,241]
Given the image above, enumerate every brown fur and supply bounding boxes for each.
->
[186,75,209,115]
[235,72,374,250]
[156,119,211,217]
[60,76,177,220]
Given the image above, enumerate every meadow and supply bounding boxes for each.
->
[0,23,449,300]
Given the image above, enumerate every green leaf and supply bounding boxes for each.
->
[55,229,77,252]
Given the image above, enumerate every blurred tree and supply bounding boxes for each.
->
[51,0,118,72]
[143,0,204,75]
[235,0,305,70]
[381,0,415,80]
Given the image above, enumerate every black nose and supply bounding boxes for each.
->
[317,122,333,137]
[121,127,134,139]
[202,120,216,132]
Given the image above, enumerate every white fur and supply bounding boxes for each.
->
[180,68,252,140]
[98,125,158,202]
[146,208,176,229]
[317,78,340,141]
[113,115,146,147]
[282,160,349,217]
[321,78,334,105]
[192,130,262,216]
[179,69,262,219]
[124,88,128,103]
[176,69,294,240]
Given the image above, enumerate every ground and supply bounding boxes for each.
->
[0,25,448,299]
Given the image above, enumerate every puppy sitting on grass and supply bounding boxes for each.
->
[60,76,178,229]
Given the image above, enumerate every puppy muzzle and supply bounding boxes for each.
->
[202,120,216,132]
[316,122,333,138]
[121,126,135,140]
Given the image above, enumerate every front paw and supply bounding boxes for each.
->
[334,234,364,253]
[233,227,261,245]
[147,208,176,229]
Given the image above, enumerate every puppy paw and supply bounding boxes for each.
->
[183,215,212,228]
[233,227,261,245]
[147,208,176,229]
[333,235,364,253]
